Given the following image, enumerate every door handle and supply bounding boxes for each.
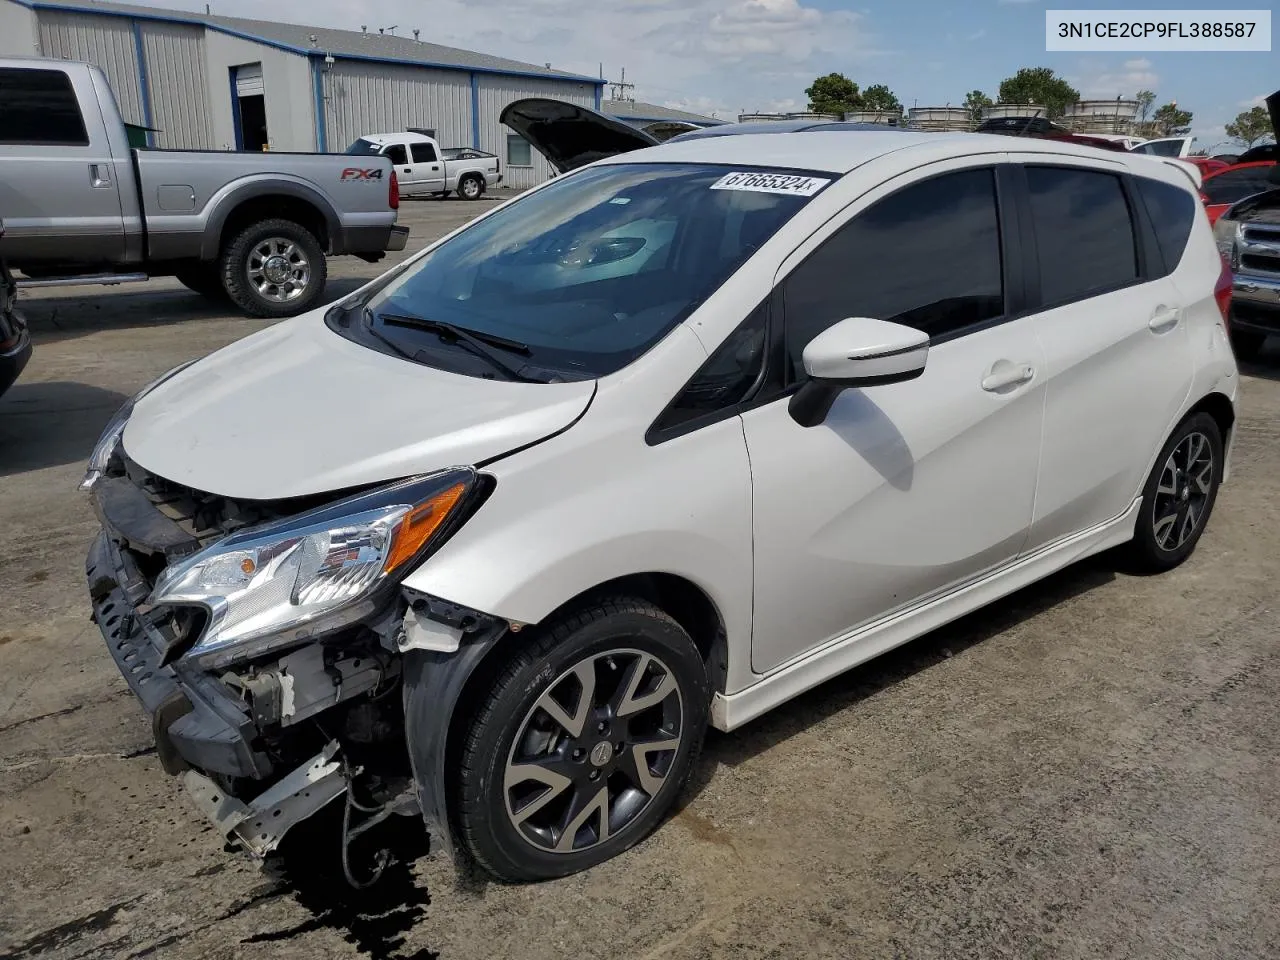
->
[403,167,412,173]
[981,359,1035,392]
[1148,305,1179,332]
[431,164,439,170]
[89,163,112,188]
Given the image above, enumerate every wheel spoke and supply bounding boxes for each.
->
[1153,511,1177,548]
[625,736,679,796]
[1193,462,1213,496]
[535,660,596,738]
[614,654,677,719]
[554,786,609,852]
[504,763,572,825]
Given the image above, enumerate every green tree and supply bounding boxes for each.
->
[1225,105,1275,149]
[1152,102,1193,136]
[1135,89,1156,122]
[805,73,862,114]
[963,89,993,122]
[861,84,901,113]
[997,66,1080,118]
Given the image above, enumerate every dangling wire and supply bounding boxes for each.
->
[342,777,391,889]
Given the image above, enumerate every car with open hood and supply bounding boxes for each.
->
[83,109,1238,885]
[1211,89,1280,359]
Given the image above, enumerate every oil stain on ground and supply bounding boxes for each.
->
[248,808,438,960]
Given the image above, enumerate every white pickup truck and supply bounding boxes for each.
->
[346,131,502,201]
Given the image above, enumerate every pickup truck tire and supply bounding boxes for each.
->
[219,219,326,319]
[174,265,229,303]
[457,175,485,201]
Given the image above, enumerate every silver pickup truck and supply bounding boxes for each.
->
[0,58,409,318]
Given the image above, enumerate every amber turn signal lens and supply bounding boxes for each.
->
[383,482,467,574]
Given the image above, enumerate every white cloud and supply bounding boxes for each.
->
[1069,57,1159,99]
[1239,94,1268,108]
[967,28,987,41]
[179,0,880,120]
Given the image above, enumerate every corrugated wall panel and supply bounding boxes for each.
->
[476,76,596,189]
[37,10,143,125]
[141,22,212,149]
[322,61,471,153]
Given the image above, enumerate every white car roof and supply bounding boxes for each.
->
[595,129,1201,189]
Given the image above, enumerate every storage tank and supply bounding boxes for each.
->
[842,109,903,126]
[982,103,1045,120]
[785,111,841,121]
[906,106,970,132]
[737,112,788,122]
[1061,99,1140,134]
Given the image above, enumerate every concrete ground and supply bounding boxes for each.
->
[2,196,1279,960]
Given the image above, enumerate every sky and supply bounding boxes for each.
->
[143,0,1273,151]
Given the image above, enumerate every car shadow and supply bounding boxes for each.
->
[16,277,371,345]
[680,552,1118,794]
[0,381,129,477]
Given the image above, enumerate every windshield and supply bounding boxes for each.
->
[346,138,382,156]
[1134,139,1186,157]
[352,162,830,379]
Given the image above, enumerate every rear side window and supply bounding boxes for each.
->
[1135,176,1195,274]
[383,143,408,166]
[0,68,88,145]
[1026,167,1137,307]
[411,142,437,163]
[783,168,1003,379]
[1203,167,1275,206]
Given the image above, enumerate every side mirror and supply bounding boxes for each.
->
[789,317,928,427]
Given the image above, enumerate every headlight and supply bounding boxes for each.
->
[150,469,477,668]
[79,360,197,492]
[1213,216,1241,269]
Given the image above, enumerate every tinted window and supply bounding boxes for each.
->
[383,144,408,166]
[346,138,381,156]
[507,134,532,166]
[1026,167,1137,306]
[1203,167,1276,206]
[0,68,88,145]
[655,303,767,432]
[1135,176,1195,274]
[411,141,437,163]
[1135,139,1185,157]
[783,168,1003,379]
[355,163,825,379]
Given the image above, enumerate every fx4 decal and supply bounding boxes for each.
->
[341,168,385,181]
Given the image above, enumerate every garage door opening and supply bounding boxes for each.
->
[232,63,269,151]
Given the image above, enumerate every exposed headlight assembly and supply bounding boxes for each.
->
[1213,216,1241,270]
[79,360,197,492]
[150,469,479,668]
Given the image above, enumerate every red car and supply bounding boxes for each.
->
[1182,156,1230,177]
[1200,161,1278,225]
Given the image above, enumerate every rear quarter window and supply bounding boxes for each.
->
[1134,176,1196,275]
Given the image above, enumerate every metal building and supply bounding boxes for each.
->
[603,99,725,140]
[0,0,605,188]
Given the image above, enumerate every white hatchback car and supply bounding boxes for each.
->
[83,118,1239,884]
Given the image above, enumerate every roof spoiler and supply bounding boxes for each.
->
[1161,157,1202,190]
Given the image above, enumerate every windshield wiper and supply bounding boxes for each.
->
[369,309,543,383]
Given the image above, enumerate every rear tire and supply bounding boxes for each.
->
[455,598,710,882]
[219,218,326,319]
[174,265,228,302]
[1128,412,1223,573]
[1230,329,1266,360]
[457,175,485,201]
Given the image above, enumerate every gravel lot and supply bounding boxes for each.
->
[2,196,1279,960]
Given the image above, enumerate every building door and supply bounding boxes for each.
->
[232,63,268,151]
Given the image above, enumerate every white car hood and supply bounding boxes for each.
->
[122,314,595,500]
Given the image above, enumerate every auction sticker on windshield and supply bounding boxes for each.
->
[710,171,832,196]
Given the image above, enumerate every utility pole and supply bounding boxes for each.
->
[607,66,635,103]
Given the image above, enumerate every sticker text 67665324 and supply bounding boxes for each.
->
[710,171,832,197]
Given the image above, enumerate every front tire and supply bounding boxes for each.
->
[1128,412,1223,572]
[455,598,710,882]
[457,175,484,201]
[219,218,326,319]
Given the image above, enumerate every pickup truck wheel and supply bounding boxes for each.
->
[174,265,228,302]
[454,598,710,882]
[457,175,485,201]
[220,219,326,319]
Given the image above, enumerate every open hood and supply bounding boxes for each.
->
[122,315,595,501]
[499,98,658,174]
[1238,90,1280,164]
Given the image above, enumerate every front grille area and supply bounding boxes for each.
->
[1241,254,1280,275]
